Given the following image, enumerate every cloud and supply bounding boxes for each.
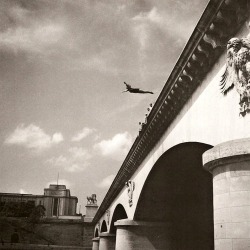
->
[66,164,83,173]
[0,23,65,54]
[132,7,162,51]
[0,2,66,55]
[133,22,148,51]
[4,124,63,151]
[47,155,67,167]
[132,7,191,49]
[132,7,162,24]
[72,127,96,142]
[52,133,64,143]
[73,51,120,74]
[46,147,91,172]
[68,147,91,159]
[94,132,133,161]
[97,174,115,189]
[19,188,27,194]
[131,7,165,77]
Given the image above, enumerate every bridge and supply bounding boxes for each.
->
[91,1,250,250]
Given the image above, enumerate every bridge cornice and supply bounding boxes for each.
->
[93,0,249,224]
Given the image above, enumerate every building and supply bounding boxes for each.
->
[0,192,98,248]
[43,184,78,217]
[0,184,78,218]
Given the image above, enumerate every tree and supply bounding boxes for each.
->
[0,201,35,217]
[29,205,46,224]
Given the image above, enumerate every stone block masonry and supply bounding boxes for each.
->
[203,138,250,250]
[0,217,94,248]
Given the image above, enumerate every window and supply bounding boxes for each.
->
[53,198,59,216]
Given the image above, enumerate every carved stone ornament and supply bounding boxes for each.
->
[220,36,250,116]
[125,180,135,207]
[106,209,110,225]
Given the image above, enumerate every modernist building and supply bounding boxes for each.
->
[0,184,78,218]
[43,184,78,217]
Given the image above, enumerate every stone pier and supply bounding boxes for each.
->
[115,219,170,250]
[98,232,116,250]
[203,138,250,250]
[92,237,100,250]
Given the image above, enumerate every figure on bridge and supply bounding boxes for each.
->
[125,180,135,207]
[220,36,250,116]
[122,82,154,94]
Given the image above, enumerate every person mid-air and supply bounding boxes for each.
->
[122,82,154,94]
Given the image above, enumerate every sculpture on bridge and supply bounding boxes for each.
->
[125,180,135,207]
[106,209,110,225]
[87,194,97,205]
[220,36,250,116]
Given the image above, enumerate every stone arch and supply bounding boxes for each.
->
[94,228,99,237]
[100,220,108,233]
[110,204,128,234]
[134,142,214,250]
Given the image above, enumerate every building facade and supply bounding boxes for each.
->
[0,184,78,218]
[43,184,78,217]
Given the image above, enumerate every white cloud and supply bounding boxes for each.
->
[68,147,91,160]
[132,7,189,49]
[66,164,83,173]
[94,134,101,141]
[4,124,64,151]
[131,8,163,76]
[132,7,162,24]
[117,4,126,13]
[72,127,96,142]
[0,23,65,54]
[8,5,30,23]
[19,188,27,194]
[132,7,162,51]
[76,53,118,74]
[46,147,91,172]
[133,23,148,51]
[97,174,115,189]
[52,133,64,143]
[47,155,67,167]
[94,132,133,161]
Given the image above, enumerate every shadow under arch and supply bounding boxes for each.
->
[110,204,128,234]
[134,142,214,250]
[94,228,99,237]
[100,220,108,233]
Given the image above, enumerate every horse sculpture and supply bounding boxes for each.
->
[87,194,97,204]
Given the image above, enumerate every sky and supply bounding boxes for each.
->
[0,0,209,214]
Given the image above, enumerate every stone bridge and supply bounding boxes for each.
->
[92,1,250,249]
